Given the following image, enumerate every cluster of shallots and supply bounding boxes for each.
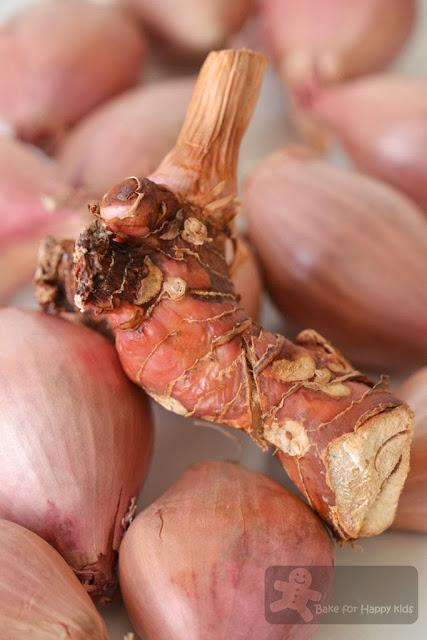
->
[0,1,426,639]
[240,2,427,545]
[0,313,334,639]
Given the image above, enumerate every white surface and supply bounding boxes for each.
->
[1,1,427,639]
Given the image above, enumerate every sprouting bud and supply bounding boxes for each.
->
[99,176,181,235]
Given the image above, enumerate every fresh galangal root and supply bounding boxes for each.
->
[34,50,413,541]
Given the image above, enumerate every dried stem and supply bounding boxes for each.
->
[150,49,266,220]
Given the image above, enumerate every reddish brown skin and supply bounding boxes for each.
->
[119,461,335,640]
[35,176,407,539]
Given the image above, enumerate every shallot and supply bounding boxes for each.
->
[58,77,196,197]
[305,75,427,211]
[0,308,153,598]
[244,146,427,371]
[0,519,108,639]
[0,0,146,146]
[0,137,86,303]
[393,367,427,533]
[122,0,252,54]
[258,0,416,93]
[119,461,335,640]
[35,50,413,541]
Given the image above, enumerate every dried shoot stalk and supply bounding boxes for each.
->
[35,50,413,541]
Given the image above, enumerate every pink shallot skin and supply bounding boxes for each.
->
[0,309,153,599]
[57,77,196,196]
[0,137,86,303]
[0,0,146,146]
[0,520,108,639]
[305,76,427,211]
[119,461,335,640]
[258,0,416,94]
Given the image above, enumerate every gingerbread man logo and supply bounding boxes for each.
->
[270,568,322,622]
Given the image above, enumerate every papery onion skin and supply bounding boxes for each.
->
[0,308,153,598]
[305,75,427,211]
[57,78,196,197]
[244,146,427,371]
[258,0,416,92]
[0,519,108,639]
[0,0,146,146]
[393,367,427,532]
[122,0,252,54]
[119,461,335,640]
[0,137,87,303]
